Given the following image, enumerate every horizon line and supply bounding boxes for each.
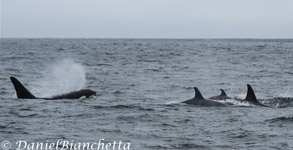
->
[1,37,293,40]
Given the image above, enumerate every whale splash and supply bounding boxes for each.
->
[33,58,86,97]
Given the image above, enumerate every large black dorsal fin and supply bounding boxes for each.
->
[220,89,227,96]
[10,77,36,99]
[244,84,258,103]
[193,87,205,100]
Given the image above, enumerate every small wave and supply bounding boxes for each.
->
[165,101,181,105]
[285,71,293,75]
[19,108,33,111]
[169,52,182,56]
[145,68,162,72]
[96,63,113,66]
[161,123,177,127]
[220,99,254,107]
[91,104,154,111]
[5,68,22,72]
[265,116,293,123]
[100,128,121,133]
[171,143,208,149]
[18,114,39,118]
[0,77,7,80]
[137,59,162,63]
[263,97,293,108]
[63,114,92,118]
[0,91,9,95]
[6,56,28,60]
[0,125,7,129]
[145,145,170,149]
[112,90,123,95]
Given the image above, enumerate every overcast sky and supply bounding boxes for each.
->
[1,0,293,38]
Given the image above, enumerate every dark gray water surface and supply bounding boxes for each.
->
[1,39,293,150]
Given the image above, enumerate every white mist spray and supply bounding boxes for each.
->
[33,58,86,97]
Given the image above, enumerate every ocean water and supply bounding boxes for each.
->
[0,38,293,150]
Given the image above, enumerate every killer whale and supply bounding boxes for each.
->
[10,76,96,100]
[242,84,269,107]
[209,89,232,100]
[182,84,269,107]
[182,87,227,107]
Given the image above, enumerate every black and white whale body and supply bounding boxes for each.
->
[209,89,232,100]
[242,84,269,107]
[10,76,96,100]
[182,87,227,107]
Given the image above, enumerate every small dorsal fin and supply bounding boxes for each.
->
[193,87,204,100]
[10,77,36,99]
[220,89,227,96]
[244,84,258,103]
